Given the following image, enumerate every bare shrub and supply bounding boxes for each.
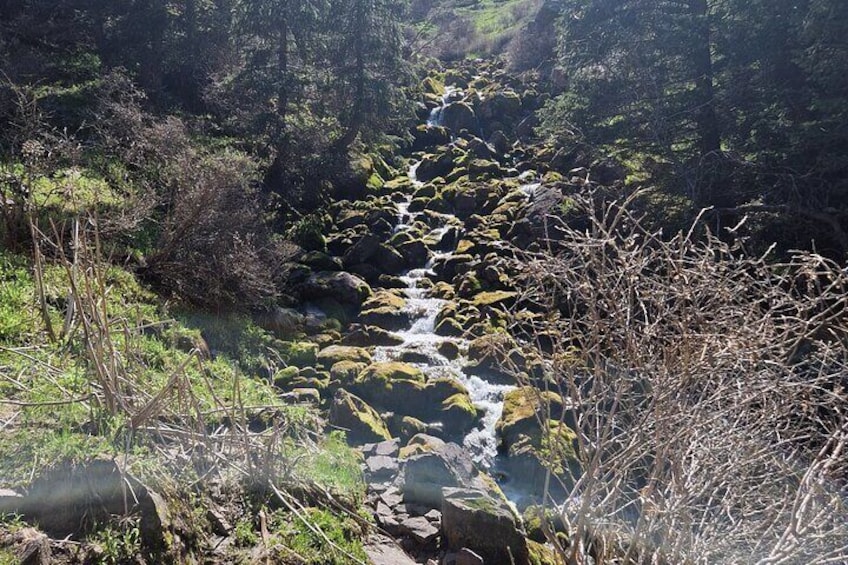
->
[509,193,848,563]
[90,72,294,310]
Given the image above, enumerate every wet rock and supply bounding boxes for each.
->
[497,387,571,448]
[441,102,478,134]
[299,251,343,272]
[317,345,372,368]
[374,243,407,274]
[360,290,410,330]
[441,488,529,565]
[399,436,478,508]
[433,343,458,362]
[329,389,392,445]
[416,152,456,183]
[300,271,372,309]
[343,234,381,266]
[354,362,427,410]
[413,125,452,151]
[342,325,404,347]
[397,239,429,266]
[257,307,305,338]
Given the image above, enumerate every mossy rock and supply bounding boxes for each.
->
[527,539,561,565]
[384,176,413,192]
[422,76,445,96]
[470,290,517,308]
[279,341,319,367]
[329,360,368,386]
[440,393,479,432]
[329,389,392,445]
[273,366,300,390]
[497,387,566,447]
[435,317,465,337]
[316,345,372,369]
[299,251,343,272]
[357,361,425,385]
[398,433,446,459]
[413,184,437,199]
[362,290,406,311]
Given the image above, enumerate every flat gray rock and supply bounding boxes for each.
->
[363,534,417,565]
[400,515,440,544]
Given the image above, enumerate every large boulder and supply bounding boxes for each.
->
[440,102,478,134]
[353,362,427,411]
[360,290,410,330]
[496,388,581,503]
[412,124,452,151]
[441,488,529,565]
[329,389,392,445]
[497,387,570,448]
[300,271,372,309]
[399,436,477,508]
[317,345,372,369]
[416,152,455,183]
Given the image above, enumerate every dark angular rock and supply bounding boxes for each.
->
[441,488,529,565]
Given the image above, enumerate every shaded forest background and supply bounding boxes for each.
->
[2,0,848,306]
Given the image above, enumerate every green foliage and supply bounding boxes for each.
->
[290,432,365,501]
[271,507,367,564]
[87,521,142,565]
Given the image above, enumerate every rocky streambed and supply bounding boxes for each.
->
[268,60,604,563]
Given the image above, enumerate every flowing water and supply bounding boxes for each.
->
[375,92,545,480]
[376,183,514,467]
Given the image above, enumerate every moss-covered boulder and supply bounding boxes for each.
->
[396,239,429,267]
[416,152,455,183]
[299,251,343,272]
[278,341,319,368]
[359,290,410,330]
[440,102,478,134]
[440,393,479,433]
[470,290,517,308]
[340,325,404,347]
[300,271,372,310]
[329,389,391,445]
[465,332,519,383]
[317,345,372,369]
[496,387,567,448]
[329,360,368,387]
[412,124,452,151]
[496,388,580,503]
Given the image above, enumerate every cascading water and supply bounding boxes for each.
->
[375,165,516,469]
[427,85,461,128]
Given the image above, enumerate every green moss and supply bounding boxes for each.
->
[471,290,517,307]
[317,345,372,368]
[357,362,425,386]
[442,393,478,418]
[527,539,561,565]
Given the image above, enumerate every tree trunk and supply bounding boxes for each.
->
[689,0,721,156]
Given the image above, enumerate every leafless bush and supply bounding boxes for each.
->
[139,125,293,310]
[509,192,848,564]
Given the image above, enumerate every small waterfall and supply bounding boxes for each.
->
[427,85,461,128]
[374,190,515,467]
